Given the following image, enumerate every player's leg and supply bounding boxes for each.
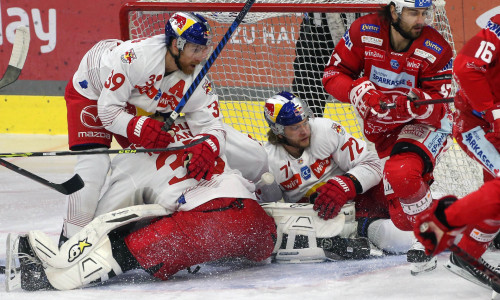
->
[61,80,113,245]
[383,124,452,275]
[125,197,276,280]
[355,182,414,254]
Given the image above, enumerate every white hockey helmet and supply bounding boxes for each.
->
[264,91,313,136]
[390,0,434,24]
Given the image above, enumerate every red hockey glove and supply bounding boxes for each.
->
[183,134,220,181]
[349,77,390,119]
[395,88,432,119]
[313,176,356,220]
[484,104,500,152]
[126,116,174,149]
[414,196,465,256]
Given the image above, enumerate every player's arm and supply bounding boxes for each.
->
[313,120,382,220]
[322,20,365,103]
[454,16,500,112]
[97,47,174,150]
[183,78,226,181]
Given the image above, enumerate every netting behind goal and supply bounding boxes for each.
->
[119,0,484,197]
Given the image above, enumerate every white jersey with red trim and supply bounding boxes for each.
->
[95,115,255,215]
[72,35,225,151]
[264,118,382,203]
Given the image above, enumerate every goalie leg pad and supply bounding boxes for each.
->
[367,219,414,254]
[263,202,360,263]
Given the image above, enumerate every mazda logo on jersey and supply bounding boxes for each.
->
[300,166,311,180]
[80,105,104,129]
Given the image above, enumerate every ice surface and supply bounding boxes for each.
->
[0,134,497,299]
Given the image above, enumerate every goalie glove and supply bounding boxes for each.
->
[484,104,500,152]
[394,88,432,119]
[414,196,465,256]
[313,176,356,220]
[349,77,390,119]
[126,116,174,149]
[183,134,220,181]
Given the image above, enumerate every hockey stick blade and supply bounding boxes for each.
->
[0,135,209,158]
[0,158,84,195]
[382,97,454,110]
[161,0,256,131]
[448,244,500,287]
[0,26,30,89]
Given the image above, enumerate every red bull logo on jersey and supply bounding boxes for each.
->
[360,24,380,33]
[424,39,443,54]
[121,48,137,64]
[487,20,500,38]
[202,79,213,95]
[331,123,345,135]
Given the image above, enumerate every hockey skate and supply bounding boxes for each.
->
[5,233,54,291]
[318,236,371,260]
[407,239,437,275]
[444,252,500,293]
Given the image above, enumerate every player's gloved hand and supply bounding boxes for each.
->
[349,77,390,119]
[484,104,500,152]
[183,134,220,181]
[395,88,432,119]
[313,176,356,220]
[414,196,465,256]
[126,116,174,149]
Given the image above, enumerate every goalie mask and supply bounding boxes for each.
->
[165,12,213,60]
[264,91,313,136]
[390,0,434,25]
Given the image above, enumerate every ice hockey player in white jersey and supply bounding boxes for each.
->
[262,91,414,263]
[61,11,277,243]
[6,115,277,292]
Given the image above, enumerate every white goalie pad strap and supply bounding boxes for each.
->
[44,236,123,290]
[29,204,170,269]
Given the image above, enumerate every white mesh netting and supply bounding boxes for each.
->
[121,0,483,197]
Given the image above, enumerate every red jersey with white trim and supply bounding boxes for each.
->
[264,118,382,203]
[322,13,453,143]
[96,115,255,214]
[454,14,500,113]
[72,35,225,151]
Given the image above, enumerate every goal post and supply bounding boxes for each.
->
[119,0,483,197]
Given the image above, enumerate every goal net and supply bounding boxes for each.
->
[120,0,484,197]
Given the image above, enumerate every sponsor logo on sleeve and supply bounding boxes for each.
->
[414,48,436,63]
[486,19,500,38]
[360,24,380,33]
[424,39,443,54]
[438,58,453,73]
[361,35,383,46]
[343,31,353,50]
[202,79,214,95]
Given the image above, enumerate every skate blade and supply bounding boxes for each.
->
[444,259,490,290]
[5,233,21,292]
[410,256,437,276]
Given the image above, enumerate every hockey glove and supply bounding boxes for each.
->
[484,104,500,152]
[313,176,356,220]
[414,196,465,256]
[349,77,390,119]
[395,88,432,119]
[126,116,174,149]
[183,134,220,181]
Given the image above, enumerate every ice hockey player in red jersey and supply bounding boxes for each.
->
[322,0,454,275]
[415,14,500,292]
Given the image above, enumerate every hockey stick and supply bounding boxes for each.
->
[0,135,209,158]
[0,26,30,89]
[0,158,84,195]
[382,97,454,110]
[161,0,256,131]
